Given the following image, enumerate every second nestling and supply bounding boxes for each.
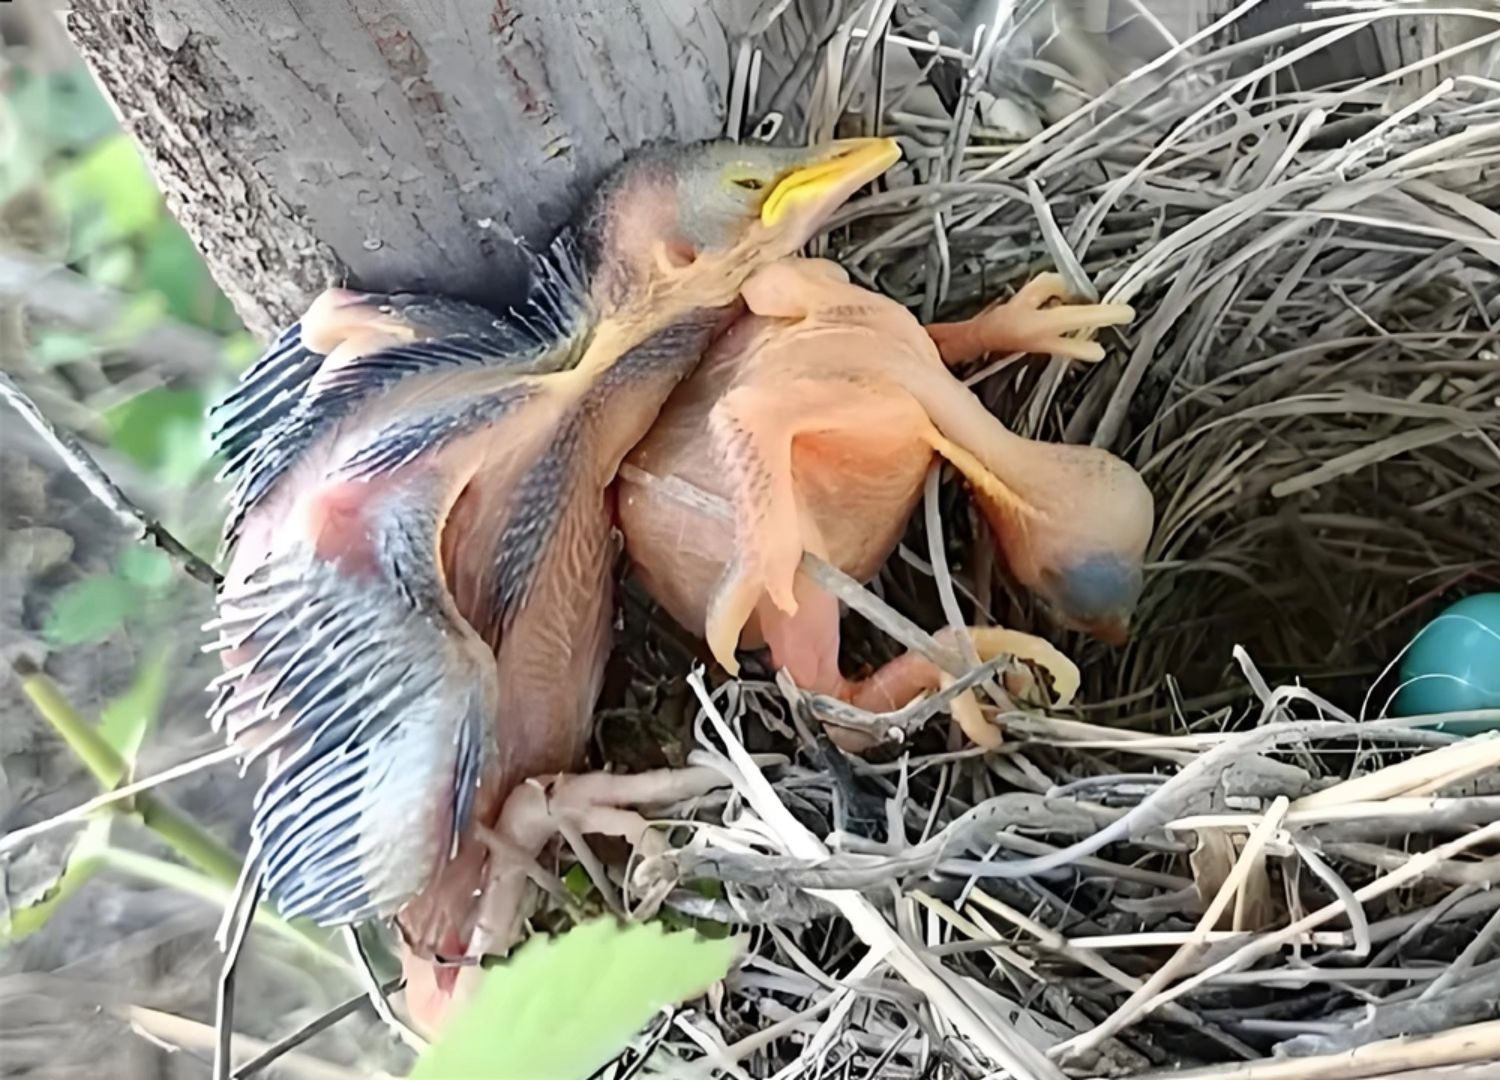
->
[619,256,1152,750]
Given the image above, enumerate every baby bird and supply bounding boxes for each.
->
[618,257,1150,747]
[204,139,901,1029]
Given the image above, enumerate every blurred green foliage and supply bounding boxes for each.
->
[3,61,247,641]
[2,650,169,941]
[6,66,242,336]
[42,546,176,646]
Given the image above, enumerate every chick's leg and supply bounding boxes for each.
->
[757,571,847,697]
[927,272,1135,365]
[407,766,729,1031]
[842,626,1080,749]
[704,388,803,674]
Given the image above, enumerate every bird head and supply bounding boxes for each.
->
[970,442,1153,647]
[1034,551,1144,646]
[579,137,901,312]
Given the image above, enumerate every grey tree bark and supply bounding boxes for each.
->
[63,0,805,337]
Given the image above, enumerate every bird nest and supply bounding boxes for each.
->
[584,4,1500,1078]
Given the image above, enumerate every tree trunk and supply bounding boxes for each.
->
[64,0,783,337]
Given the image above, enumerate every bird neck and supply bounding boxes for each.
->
[575,247,746,381]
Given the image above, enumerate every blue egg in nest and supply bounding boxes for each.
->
[1391,593,1500,734]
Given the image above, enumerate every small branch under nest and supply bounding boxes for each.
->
[0,371,220,587]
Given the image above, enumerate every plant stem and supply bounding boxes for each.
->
[0,371,221,587]
[20,663,132,789]
[138,795,246,887]
[14,663,345,967]
[2,819,111,940]
[18,665,242,880]
[101,848,342,965]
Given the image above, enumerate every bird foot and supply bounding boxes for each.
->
[810,624,1080,753]
[931,272,1135,364]
[401,765,728,1034]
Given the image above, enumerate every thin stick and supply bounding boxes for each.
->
[0,745,242,855]
[1115,1016,1500,1080]
[124,1004,366,1080]
[1148,820,1500,1015]
[0,371,221,587]
[963,889,1260,1059]
[343,927,426,1052]
[1058,797,1291,1060]
[1419,906,1500,1001]
[616,463,966,672]
[13,664,244,885]
[232,977,403,1079]
[688,672,1066,1080]
[214,869,263,1080]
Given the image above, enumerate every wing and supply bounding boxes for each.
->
[207,341,596,927]
[211,295,540,550]
[206,473,498,924]
[204,246,707,933]
[211,234,592,552]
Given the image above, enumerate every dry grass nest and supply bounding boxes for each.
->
[12,3,1500,1078]
[586,4,1500,1079]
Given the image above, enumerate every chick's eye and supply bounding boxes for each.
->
[733,177,765,191]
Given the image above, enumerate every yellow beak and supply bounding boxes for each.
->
[760,137,902,228]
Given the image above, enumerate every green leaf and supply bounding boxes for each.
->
[141,219,227,328]
[116,546,174,590]
[157,416,212,488]
[1,818,111,942]
[0,93,43,202]
[10,66,119,156]
[107,292,169,344]
[221,332,262,373]
[43,575,134,646]
[79,243,139,290]
[32,329,97,367]
[97,649,170,765]
[53,133,161,252]
[103,386,205,476]
[562,864,593,901]
[411,920,742,1080]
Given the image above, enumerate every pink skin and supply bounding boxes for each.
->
[618,260,1147,749]
[217,143,909,1036]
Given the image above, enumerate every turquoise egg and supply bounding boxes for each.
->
[1391,593,1500,733]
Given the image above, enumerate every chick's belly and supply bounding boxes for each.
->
[793,429,931,581]
[618,476,735,639]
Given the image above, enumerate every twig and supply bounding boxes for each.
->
[13,662,241,884]
[0,744,242,855]
[215,867,263,1080]
[232,976,405,1080]
[1418,905,1500,1001]
[962,889,1259,1059]
[688,670,1066,1080]
[1151,820,1500,1014]
[0,370,221,586]
[0,250,227,376]
[344,927,426,1052]
[1115,1016,1500,1080]
[122,1004,370,1080]
[1058,797,1291,1060]
[617,463,966,672]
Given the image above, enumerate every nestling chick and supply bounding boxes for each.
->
[618,257,1150,748]
[205,138,901,1029]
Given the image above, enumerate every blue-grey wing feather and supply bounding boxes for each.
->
[213,292,556,550]
[206,497,496,925]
